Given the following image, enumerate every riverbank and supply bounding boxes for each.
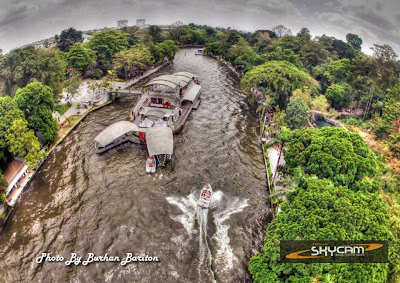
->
[0,61,169,233]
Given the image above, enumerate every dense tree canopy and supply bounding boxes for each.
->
[87,30,130,71]
[324,58,351,83]
[283,127,377,187]
[0,47,67,97]
[66,42,97,73]
[325,83,352,110]
[241,60,317,108]
[14,82,58,144]
[113,43,153,79]
[153,40,178,62]
[6,119,42,168]
[346,33,363,51]
[249,178,389,283]
[0,97,25,163]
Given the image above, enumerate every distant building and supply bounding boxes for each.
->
[117,20,128,29]
[136,19,146,29]
[4,159,27,196]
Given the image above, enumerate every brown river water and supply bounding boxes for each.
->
[0,49,272,282]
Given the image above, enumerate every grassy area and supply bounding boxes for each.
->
[341,117,371,130]
[55,103,72,115]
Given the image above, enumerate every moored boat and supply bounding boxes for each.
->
[195,49,204,55]
[198,184,212,209]
[146,156,156,173]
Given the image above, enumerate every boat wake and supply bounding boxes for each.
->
[166,190,248,281]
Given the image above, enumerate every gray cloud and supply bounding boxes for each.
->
[0,0,399,55]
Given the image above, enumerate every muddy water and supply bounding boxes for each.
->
[0,49,272,282]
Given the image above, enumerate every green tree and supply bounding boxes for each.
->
[204,42,223,56]
[297,27,311,40]
[241,60,316,108]
[148,25,163,43]
[87,30,130,71]
[6,119,42,168]
[346,33,363,51]
[284,97,310,129]
[154,40,178,61]
[325,83,352,110]
[324,58,351,83]
[0,97,25,163]
[66,42,97,73]
[299,40,329,71]
[58,27,83,52]
[36,49,67,98]
[0,47,67,97]
[373,84,400,138]
[14,82,58,144]
[264,47,303,69]
[113,43,153,79]
[283,127,377,187]
[333,39,358,59]
[226,30,241,46]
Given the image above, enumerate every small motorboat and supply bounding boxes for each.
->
[146,156,156,173]
[198,184,212,209]
[195,49,204,55]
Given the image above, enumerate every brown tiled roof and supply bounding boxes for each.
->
[3,160,25,184]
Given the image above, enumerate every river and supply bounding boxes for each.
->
[0,49,272,282]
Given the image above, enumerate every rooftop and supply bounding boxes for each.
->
[94,121,143,147]
[146,127,174,156]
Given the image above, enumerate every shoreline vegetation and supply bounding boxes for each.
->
[0,23,399,282]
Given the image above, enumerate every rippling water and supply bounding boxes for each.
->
[0,49,272,282]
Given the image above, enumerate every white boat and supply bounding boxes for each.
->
[146,156,156,173]
[195,49,204,55]
[198,184,212,209]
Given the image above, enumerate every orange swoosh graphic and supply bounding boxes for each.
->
[285,249,323,259]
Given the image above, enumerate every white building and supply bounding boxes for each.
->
[136,19,146,29]
[117,20,128,29]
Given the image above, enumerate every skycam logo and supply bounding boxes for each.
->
[280,241,388,263]
[310,244,367,257]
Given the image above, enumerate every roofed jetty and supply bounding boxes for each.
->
[94,71,201,170]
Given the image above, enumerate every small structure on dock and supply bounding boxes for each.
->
[94,121,145,153]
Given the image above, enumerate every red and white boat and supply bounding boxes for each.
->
[198,184,212,209]
[146,156,156,173]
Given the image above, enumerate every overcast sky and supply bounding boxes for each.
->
[0,0,399,55]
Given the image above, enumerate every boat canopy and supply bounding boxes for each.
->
[149,75,191,87]
[182,83,201,102]
[95,121,144,146]
[145,80,177,89]
[146,127,174,156]
[173,71,197,79]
